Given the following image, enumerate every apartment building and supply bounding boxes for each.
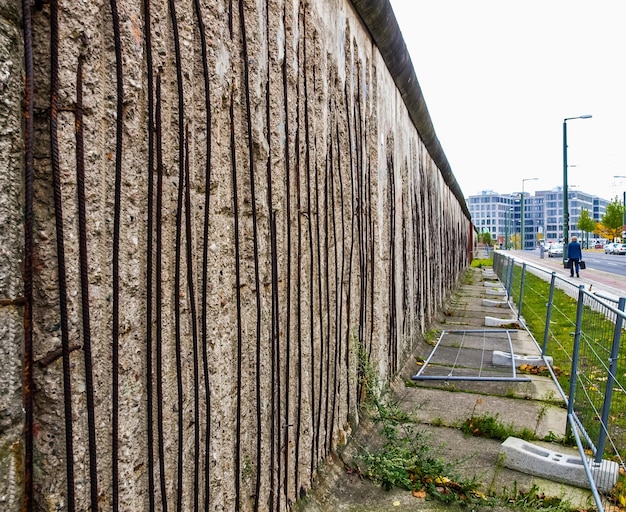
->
[467,189,610,250]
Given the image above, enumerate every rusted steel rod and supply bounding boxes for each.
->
[264,4,279,505]
[50,1,76,509]
[293,29,303,499]
[301,5,318,479]
[236,1,264,508]
[21,0,35,507]
[191,0,213,505]
[343,82,355,424]
[141,0,156,507]
[281,1,292,500]
[154,72,168,512]
[166,0,186,506]
[183,124,202,511]
[75,55,99,511]
[108,0,124,508]
[229,84,244,512]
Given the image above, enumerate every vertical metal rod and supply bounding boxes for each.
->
[75,55,99,512]
[166,0,186,506]
[264,1,280,504]
[154,72,168,512]
[301,4,318,477]
[314,126,324,472]
[505,257,514,300]
[343,82,355,424]
[21,0,35,508]
[293,15,303,497]
[281,0,292,499]
[229,85,244,512]
[542,273,557,357]
[329,102,343,457]
[109,0,124,508]
[517,263,527,322]
[191,0,213,505]
[50,2,76,508]
[566,286,586,433]
[323,145,332,454]
[141,1,156,508]
[183,125,201,510]
[237,1,264,507]
[595,297,626,463]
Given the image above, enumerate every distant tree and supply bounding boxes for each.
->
[601,197,624,241]
[480,231,493,246]
[577,209,596,246]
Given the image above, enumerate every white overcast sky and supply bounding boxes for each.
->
[388,0,626,201]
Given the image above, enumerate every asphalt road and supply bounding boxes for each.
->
[543,248,626,277]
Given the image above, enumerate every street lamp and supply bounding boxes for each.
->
[505,207,510,249]
[563,114,592,261]
[614,175,626,236]
[521,178,538,250]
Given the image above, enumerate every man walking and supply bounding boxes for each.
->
[566,236,583,278]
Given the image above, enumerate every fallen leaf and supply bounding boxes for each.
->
[413,490,427,499]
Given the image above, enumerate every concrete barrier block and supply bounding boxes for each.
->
[492,350,553,367]
[500,437,619,492]
[484,316,517,327]
[483,281,501,288]
[482,299,507,307]
[485,289,507,297]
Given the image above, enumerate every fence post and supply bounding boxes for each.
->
[517,263,527,322]
[541,272,557,357]
[595,296,626,463]
[506,257,514,300]
[566,285,586,435]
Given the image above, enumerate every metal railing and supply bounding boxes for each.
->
[493,252,626,511]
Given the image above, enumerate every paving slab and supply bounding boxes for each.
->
[301,266,595,511]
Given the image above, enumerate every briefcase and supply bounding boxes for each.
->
[579,260,586,270]
[564,259,572,269]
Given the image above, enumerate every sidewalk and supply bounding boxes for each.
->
[301,265,596,511]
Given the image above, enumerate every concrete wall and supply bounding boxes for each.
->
[1,0,471,510]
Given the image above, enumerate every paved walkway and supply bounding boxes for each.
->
[300,262,601,511]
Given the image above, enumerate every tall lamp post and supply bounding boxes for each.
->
[521,178,538,250]
[505,208,510,249]
[614,175,626,237]
[563,114,592,261]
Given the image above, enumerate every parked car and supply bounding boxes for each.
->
[594,242,604,249]
[612,244,626,254]
[605,243,618,254]
[547,243,563,258]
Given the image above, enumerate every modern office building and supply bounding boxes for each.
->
[467,188,610,250]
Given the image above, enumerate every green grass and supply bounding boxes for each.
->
[460,412,536,442]
[507,263,626,458]
[471,256,494,268]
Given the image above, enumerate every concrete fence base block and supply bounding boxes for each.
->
[483,281,501,288]
[485,289,507,297]
[482,299,507,307]
[492,350,553,367]
[500,437,620,492]
[484,316,518,327]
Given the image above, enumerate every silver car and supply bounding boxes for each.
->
[547,243,563,258]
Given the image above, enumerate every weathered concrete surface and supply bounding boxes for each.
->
[3,0,472,510]
[0,3,25,511]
